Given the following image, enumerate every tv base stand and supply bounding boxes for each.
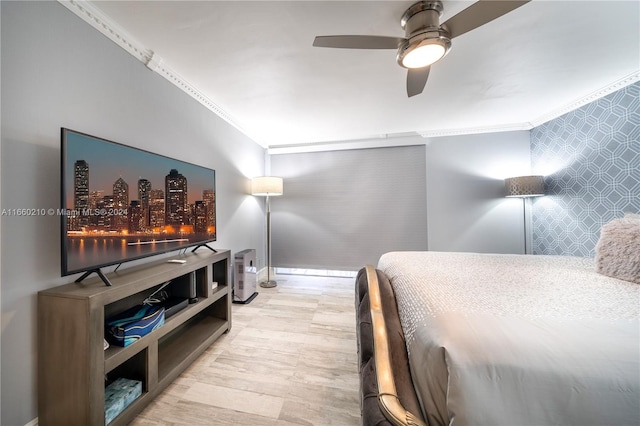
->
[191,243,217,253]
[75,268,113,286]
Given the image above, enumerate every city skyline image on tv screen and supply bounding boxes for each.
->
[61,128,216,275]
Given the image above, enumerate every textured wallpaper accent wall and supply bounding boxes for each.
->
[531,81,640,257]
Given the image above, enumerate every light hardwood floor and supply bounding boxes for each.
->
[131,273,360,425]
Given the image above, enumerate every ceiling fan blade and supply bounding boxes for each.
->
[313,35,405,49]
[407,67,430,98]
[443,0,531,39]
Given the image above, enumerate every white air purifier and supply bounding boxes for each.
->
[233,249,258,304]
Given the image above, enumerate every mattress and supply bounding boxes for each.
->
[378,251,640,426]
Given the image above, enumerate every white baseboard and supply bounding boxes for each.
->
[256,267,272,283]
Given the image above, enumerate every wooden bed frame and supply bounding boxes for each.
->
[355,265,426,426]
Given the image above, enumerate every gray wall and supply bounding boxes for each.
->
[425,131,531,254]
[1,2,265,425]
[531,81,640,257]
[270,145,428,270]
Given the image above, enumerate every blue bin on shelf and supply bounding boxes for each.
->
[106,304,165,347]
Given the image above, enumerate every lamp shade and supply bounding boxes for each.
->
[251,176,283,196]
[505,175,544,198]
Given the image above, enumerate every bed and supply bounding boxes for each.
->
[355,219,640,426]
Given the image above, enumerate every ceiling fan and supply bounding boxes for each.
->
[313,0,530,97]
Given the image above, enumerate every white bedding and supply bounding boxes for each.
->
[378,251,640,426]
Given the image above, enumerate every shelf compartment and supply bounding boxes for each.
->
[212,259,228,293]
[195,266,209,298]
[156,286,227,338]
[104,286,228,372]
[157,312,228,383]
[105,330,152,374]
[106,348,148,388]
[103,349,147,426]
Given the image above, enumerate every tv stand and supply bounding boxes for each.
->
[75,268,113,286]
[38,250,231,425]
[191,243,217,253]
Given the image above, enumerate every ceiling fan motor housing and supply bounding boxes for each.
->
[397,0,452,68]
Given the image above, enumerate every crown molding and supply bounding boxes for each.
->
[417,71,640,138]
[271,69,640,153]
[529,71,640,127]
[56,0,258,146]
[417,122,533,139]
[57,0,153,64]
[144,52,241,131]
[268,133,426,155]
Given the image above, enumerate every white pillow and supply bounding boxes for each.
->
[595,217,640,284]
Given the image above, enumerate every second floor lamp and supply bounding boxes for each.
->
[505,175,545,254]
[252,176,284,287]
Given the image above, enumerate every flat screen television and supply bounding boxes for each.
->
[61,128,216,285]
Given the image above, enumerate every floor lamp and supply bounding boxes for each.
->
[505,175,544,254]
[252,176,283,288]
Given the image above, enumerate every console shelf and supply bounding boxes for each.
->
[38,250,231,426]
[158,315,227,381]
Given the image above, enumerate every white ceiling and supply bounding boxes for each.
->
[76,1,639,150]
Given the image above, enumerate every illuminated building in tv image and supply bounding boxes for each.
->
[193,201,207,234]
[128,200,143,233]
[113,177,129,231]
[73,160,89,228]
[89,190,104,210]
[138,178,151,229]
[97,195,114,230]
[203,189,216,232]
[165,169,188,227]
[149,189,165,228]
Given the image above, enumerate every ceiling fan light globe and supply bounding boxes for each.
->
[397,36,451,69]
[403,43,445,68]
